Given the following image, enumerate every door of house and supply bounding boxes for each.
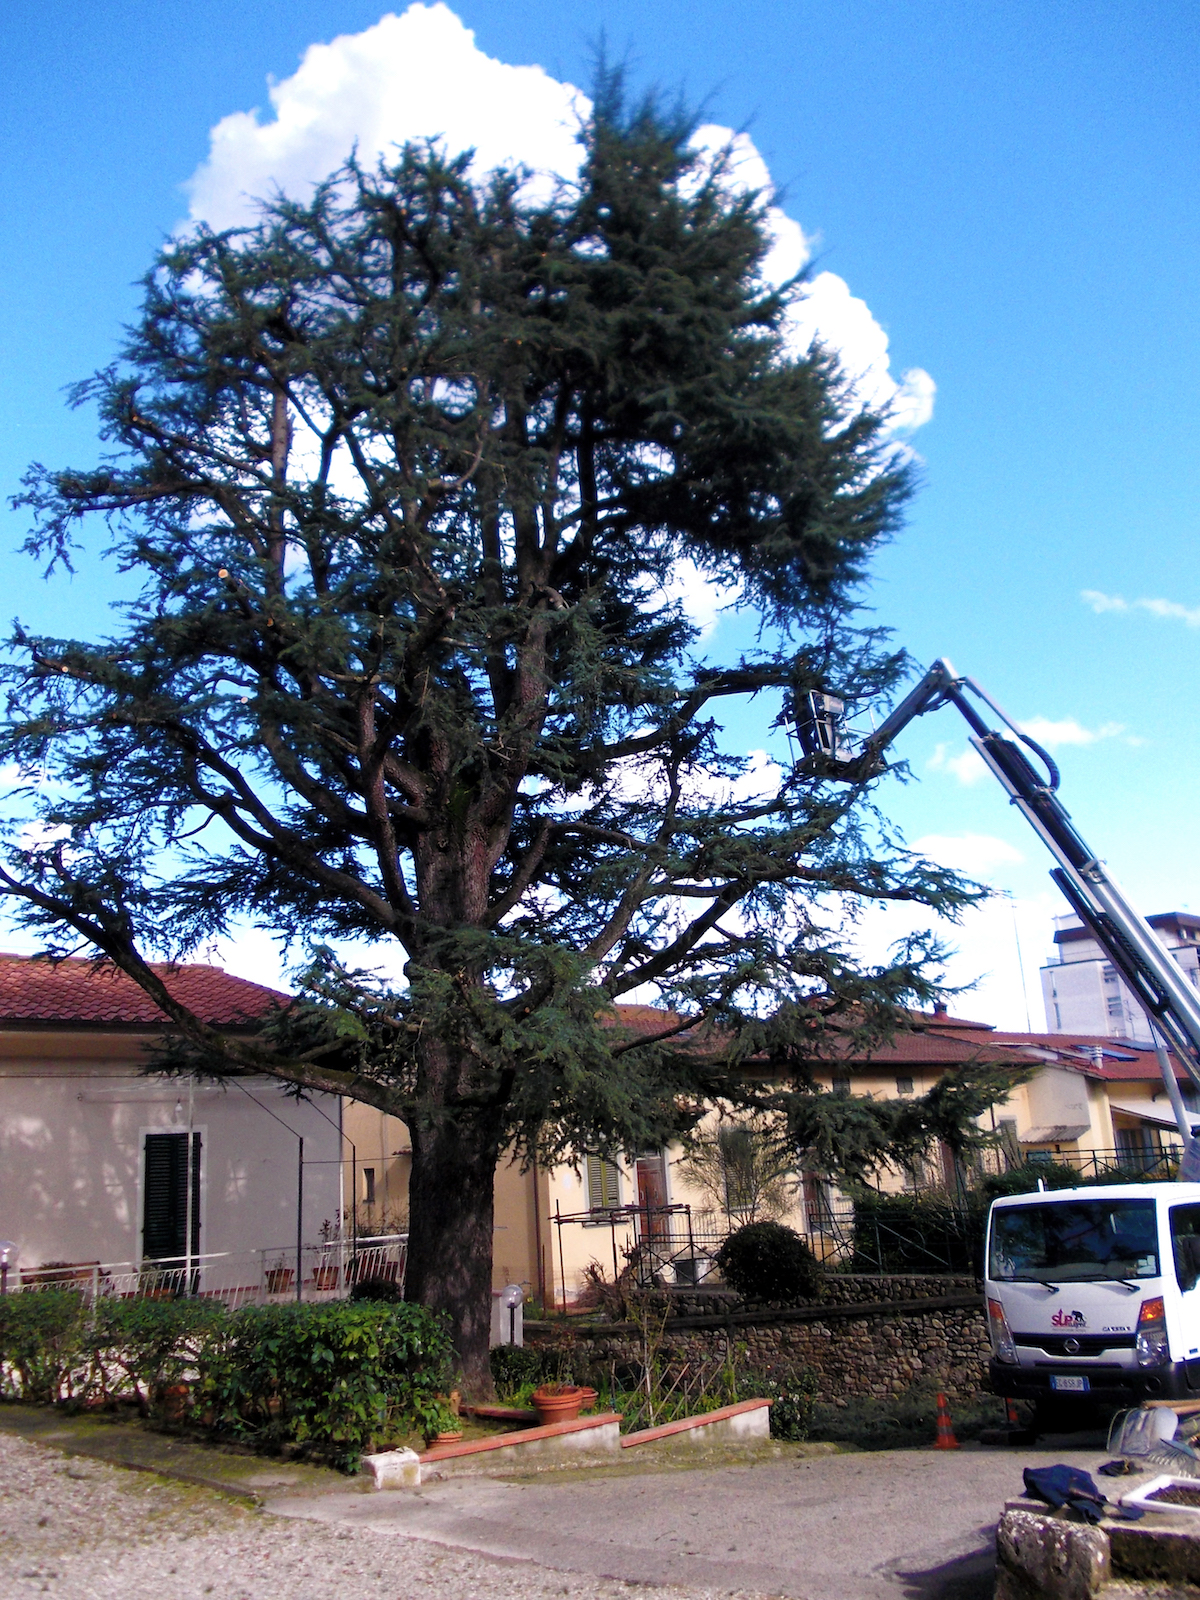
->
[635,1152,669,1239]
[143,1131,201,1265]
[1116,1124,1157,1172]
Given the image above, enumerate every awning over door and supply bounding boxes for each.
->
[1109,1100,1192,1133]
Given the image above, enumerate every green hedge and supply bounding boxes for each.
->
[0,1294,454,1470]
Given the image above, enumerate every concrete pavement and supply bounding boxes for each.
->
[266,1438,1108,1600]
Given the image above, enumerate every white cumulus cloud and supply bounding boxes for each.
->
[1083,589,1200,628]
[783,271,936,431]
[1019,716,1124,750]
[911,832,1024,876]
[185,3,932,438]
[187,4,584,227]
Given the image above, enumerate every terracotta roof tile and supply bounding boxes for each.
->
[0,955,288,1028]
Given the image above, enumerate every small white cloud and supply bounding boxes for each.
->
[1019,716,1124,750]
[1082,589,1200,627]
[1082,589,1130,615]
[890,367,937,432]
[911,832,1024,876]
[926,742,987,786]
[1137,597,1200,627]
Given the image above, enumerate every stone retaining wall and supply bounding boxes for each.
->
[664,1274,979,1319]
[527,1278,991,1403]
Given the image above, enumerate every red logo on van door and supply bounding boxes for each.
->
[1051,1309,1087,1329]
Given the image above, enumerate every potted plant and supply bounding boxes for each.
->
[531,1381,587,1426]
[310,1257,339,1291]
[265,1256,294,1295]
[420,1400,463,1448]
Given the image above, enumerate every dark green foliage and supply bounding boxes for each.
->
[1,87,988,1380]
[807,1380,1004,1449]
[775,1059,1032,1190]
[0,1290,87,1404]
[348,1276,405,1304]
[488,1342,545,1397]
[745,1362,819,1440]
[86,1295,226,1414]
[488,1343,577,1400]
[979,1161,1087,1198]
[198,1301,455,1468]
[851,1191,983,1275]
[715,1221,823,1304]
[0,1295,453,1470]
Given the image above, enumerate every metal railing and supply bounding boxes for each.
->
[552,1194,859,1290]
[553,1201,727,1290]
[13,1234,408,1307]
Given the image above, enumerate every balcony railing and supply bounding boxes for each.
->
[12,1234,408,1306]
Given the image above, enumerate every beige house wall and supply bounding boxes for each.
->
[338,1052,1191,1311]
[0,1029,342,1273]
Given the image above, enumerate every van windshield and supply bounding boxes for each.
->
[989,1198,1159,1283]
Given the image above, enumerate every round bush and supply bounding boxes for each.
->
[715,1221,823,1304]
[348,1275,404,1303]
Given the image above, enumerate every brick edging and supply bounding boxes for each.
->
[524,1292,983,1338]
[621,1397,771,1448]
[418,1410,620,1463]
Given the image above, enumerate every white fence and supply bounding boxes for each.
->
[12,1235,408,1308]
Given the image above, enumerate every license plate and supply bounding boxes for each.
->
[1050,1375,1089,1392]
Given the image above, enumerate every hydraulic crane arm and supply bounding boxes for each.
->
[797,660,1200,1158]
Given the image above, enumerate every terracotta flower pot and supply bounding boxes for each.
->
[532,1385,585,1426]
[433,1429,463,1445]
[161,1383,190,1423]
[577,1387,598,1413]
[265,1267,295,1295]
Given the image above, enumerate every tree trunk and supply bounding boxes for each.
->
[404,1107,504,1398]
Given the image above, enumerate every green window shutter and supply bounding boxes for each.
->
[586,1155,620,1209]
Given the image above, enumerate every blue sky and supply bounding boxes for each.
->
[3,1,1198,1023]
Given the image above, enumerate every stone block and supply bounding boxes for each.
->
[362,1447,421,1490]
[995,1509,1110,1600]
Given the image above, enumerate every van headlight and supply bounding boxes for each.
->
[1136,1296,1169,1367]
[987,1297,1018,1364]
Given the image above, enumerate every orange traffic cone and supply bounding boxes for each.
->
[934,1391,960,1450]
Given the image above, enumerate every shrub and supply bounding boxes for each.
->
[0,1289,88,1404]
[348,1276,404,1304]
[743,1363,819,1440]
[86,1297,225,1414]
[851,1191,982,1274]
[0,1292,454,1471]
[489,1343,543,1398]
[715,1222,823,1304]
[197,1301,455,1469]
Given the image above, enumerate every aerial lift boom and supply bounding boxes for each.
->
[797,660,1200,1170]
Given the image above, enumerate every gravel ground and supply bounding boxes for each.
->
[0,1432,764,1600]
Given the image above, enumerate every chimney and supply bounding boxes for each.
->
[933,1001,948,1017]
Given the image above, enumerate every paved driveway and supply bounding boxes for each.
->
[268,1439,1104,1600]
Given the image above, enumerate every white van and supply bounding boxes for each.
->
[985,1182,1200,1412]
